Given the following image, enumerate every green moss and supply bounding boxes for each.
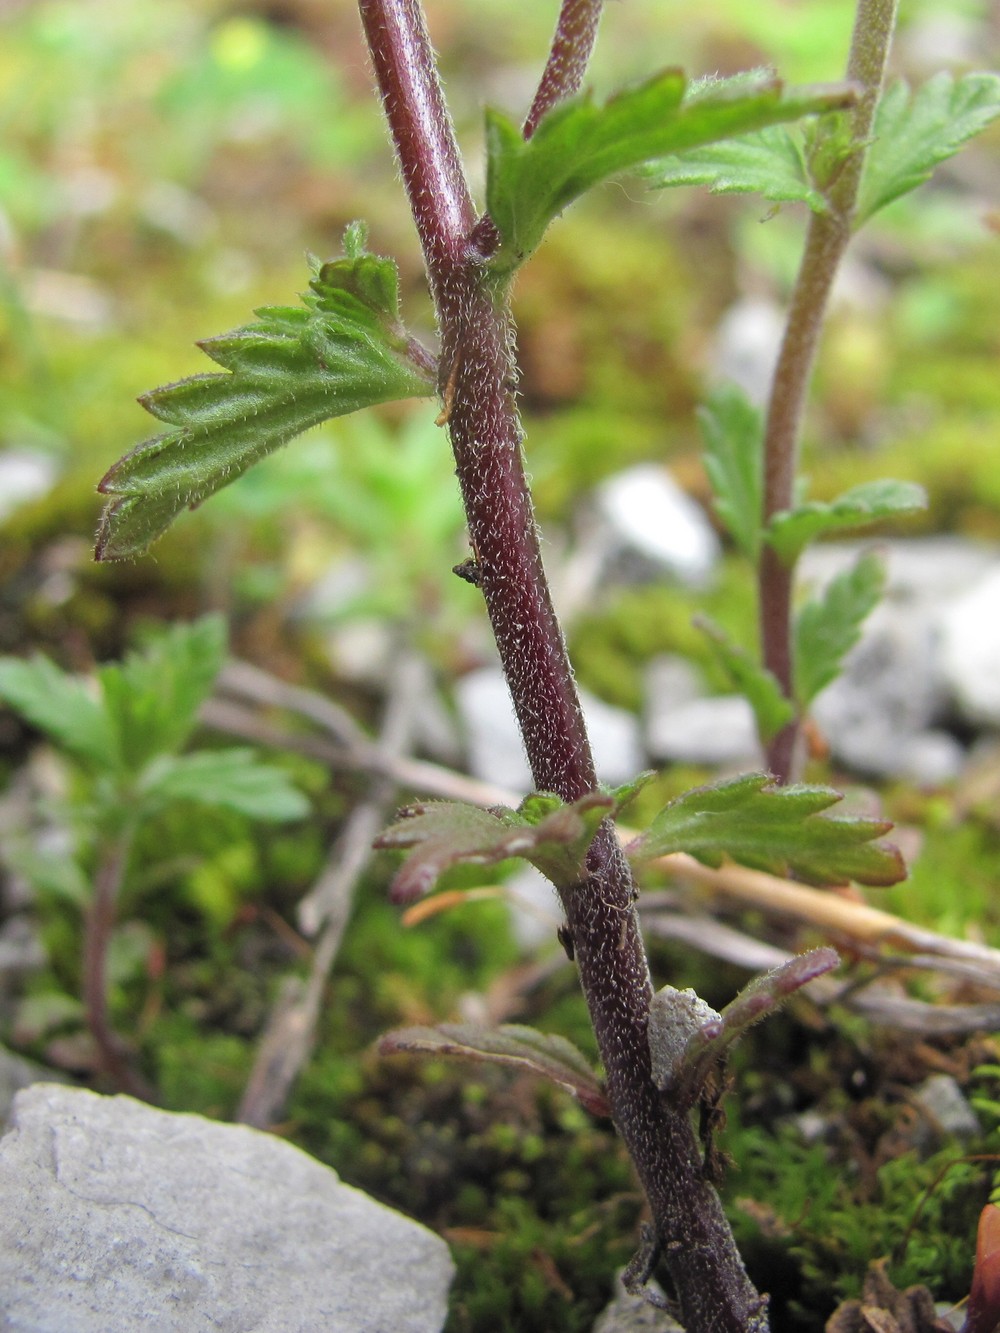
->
[881,816,1000,941]
[721,1104,986,1328]
[569,556,758,711]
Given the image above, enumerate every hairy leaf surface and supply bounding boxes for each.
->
[695,616,794,745]
[857,73,1000,224]
[660,948,839,1106]
[96,231,434,559]
[628,772,904,886]
[795,550,885,707]
[698,384,764,561]
[646,125,827,212]
[767,479,926,565]
[485,70,855,270]
[375,792,615,902]
[379,1023,610,1117]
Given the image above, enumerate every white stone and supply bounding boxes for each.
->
[593,465,719,587]
[455,666,644,793]
[710,297,785,407]
[938,567,1000,727]
[646,694,761,768]
[0,1084,453,1333]
[0,451,58,523]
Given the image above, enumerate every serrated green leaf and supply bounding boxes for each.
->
[857,73,1000,225]
[99,616,227,771]
[96,233,434,560]
[645,124,828,213]
[0,655,117,770]
[4,844,92,907]
[379,1023,611,1118]
[767,479,927,565]
[140,749,309,821]
[695,616,794,745]
[660,947,839,1106]
[485,69,855,270]
[697,384,764,560]
[374,792,615,902]
[602,770,657,812]
[795,550,886,707]
[628,772,904,886]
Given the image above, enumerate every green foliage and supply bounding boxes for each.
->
[380,1023,610,1117]
[375,790,620,902]
[695,615,795,744]
[650,948,838,1102]
[646,124,827,212]
[857,73,1000,225]
[648,71,1000,227]
[95,231,434,560]
[725,1109,985,1322]
[628,772,904,886]
[698,383,764,561]
[794,549,885,707]
[766,479,927,566]
[0,616,307,846]
[485,70,855,271]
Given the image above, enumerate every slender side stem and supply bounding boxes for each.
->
[84,828,152,1100]
[360,2,766,1326]
[523,0,604,136]
[759,0,899,783]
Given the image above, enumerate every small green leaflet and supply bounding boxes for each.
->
[0,654,118,771]
[0,617,224,774]
[627,772,904,887]
[0,617,307,824]
[96,226,434,560]
[794,550,885,708]
[645,124,828,213]
[375,791,616,902]
[766,479,927,565]
[139,749,310,821]
[653,947,839,1107]
[379,1023,611,1118]
[485,69,855,271]
[99,615,227,771]
[695,616,794,745]
[857,72,1000,226]
[698,384,764,561]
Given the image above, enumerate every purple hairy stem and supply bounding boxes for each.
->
[760,0,899,783]
[359,1,768,1326]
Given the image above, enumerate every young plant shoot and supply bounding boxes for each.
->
[94,0,1000,1326]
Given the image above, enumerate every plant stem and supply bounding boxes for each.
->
[523,0,604,136]
[759,0,899,783]
[83,828,153,1100]
[359,1,767,1325]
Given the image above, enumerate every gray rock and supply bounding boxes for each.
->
[455,667,644,792]
[798,540,1000,779]
[0,1047,65,1125]
[809,600,946,777]
[709,297,785,408]
[644,654,705,716]
[592,465,720,588]
[646,693,761,768]
[592,1271,682,1333]
[938,567,1000,728]
[912,1073,980,1141]
[504,865,563,951]
[0,451,58,523]
[0,1084,453,1333]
